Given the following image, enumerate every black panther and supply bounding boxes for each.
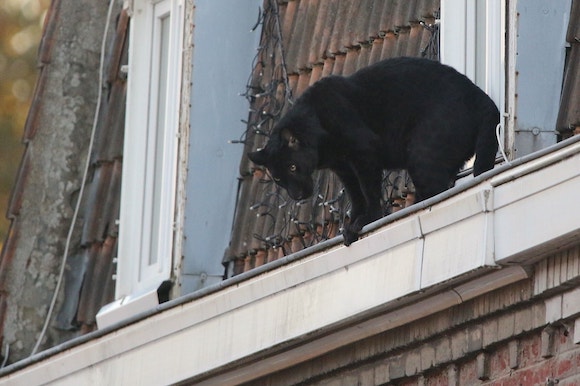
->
[248,57,499,246]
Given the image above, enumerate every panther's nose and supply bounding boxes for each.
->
[288,190,305,201]
[291,193,304,201]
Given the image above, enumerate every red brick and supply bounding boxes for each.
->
[559,357,573,374]
[457,358,477,384]
[477,352,490,380]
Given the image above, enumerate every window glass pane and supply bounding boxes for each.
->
[149,12,171,266]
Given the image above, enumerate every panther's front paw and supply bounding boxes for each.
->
[342,223,361,246]
[342,211,382,246]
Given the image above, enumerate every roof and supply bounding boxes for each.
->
[72,9,128,331]
[225,0,442,274]
[224,0,580,275]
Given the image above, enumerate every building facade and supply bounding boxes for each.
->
[0,0,579,384]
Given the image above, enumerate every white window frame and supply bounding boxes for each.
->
[117,0,184,298]
[440,0,506,134]
[98,0,263,328]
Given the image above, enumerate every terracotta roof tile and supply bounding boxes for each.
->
[20,0,61,142]
[93,80,126,162]
[70,10,128,331]
[81,160,122,246]
[21,68,48,142]
[37,0,61,65]
[76,235,117,327]
[567,0,580,41]
[5,150,30,219]
[0,224,18,291]
[557,42,580,135]
[328,1,353,55]
[307,0,334,64]
[556,0,580,136]
[105,10,130,84]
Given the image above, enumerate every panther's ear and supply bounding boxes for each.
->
[281,128,300,150]
[248,149,269,166]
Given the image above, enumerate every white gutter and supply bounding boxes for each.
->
[1,136,579,385]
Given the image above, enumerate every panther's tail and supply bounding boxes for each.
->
[473,103,500,176]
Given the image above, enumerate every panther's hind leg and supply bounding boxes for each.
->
[408,162,459,203]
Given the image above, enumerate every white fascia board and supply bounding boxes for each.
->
[493,154,580,264]
[2,139,580,385]
[422,211,494,287]
[0,188,508,386]
[0,260,527,386]
[419,188,493,234]
[418,187,495,287]
[1,222,425,385]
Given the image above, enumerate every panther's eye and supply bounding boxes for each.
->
[273,177,281,182]
[289,164,297,173]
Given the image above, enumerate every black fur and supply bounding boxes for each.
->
[248,57,499,246]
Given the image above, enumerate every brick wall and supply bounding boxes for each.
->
[390,325,580,386]
[244,245,580,385]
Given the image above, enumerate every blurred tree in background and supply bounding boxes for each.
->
[0,0,50,248]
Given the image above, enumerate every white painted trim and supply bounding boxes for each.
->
[117,0,184,297]
[440,0,505,112]
[441,0,474,79]
[3,139,580,386]
[505,0,518,160]
[96,286,160,329]
[170,0,194,297]
[493,152,580,263]
[484,0,505,112]
[574,318,580,345]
